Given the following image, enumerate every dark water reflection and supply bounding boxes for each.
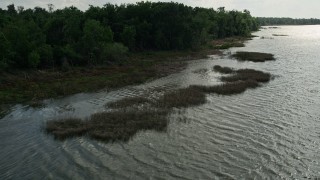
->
[1,26,320,179]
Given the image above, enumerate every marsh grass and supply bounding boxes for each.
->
[213,65,234,74]
[46,65,273,142]
[221,69,271,83]
[47,87,207,141]
[88,109,169,142]
[207,66,272,94]
[46,109,169,142]
[46,118,88,140]
[213,66,271,83]
[232,51,275,62]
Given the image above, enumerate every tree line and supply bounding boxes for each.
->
[0,2,258,70]
[258,17,320,26]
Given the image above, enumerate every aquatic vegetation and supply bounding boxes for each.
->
[206,66,271,94]
[232,51,275,62]
[213,65,234,74]
[46,87,207,141]
[272,34,288,36]
[213,66,271,83]
[46,65,273,142]
[88,109,169,142]
[46,118,88,140]
[157,87,207,108]
[221,69,271,83]
[46,109,169,142]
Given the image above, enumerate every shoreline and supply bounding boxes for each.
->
[0,36,250,115]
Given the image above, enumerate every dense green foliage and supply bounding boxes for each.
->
[258,17,320,26]
[0,2,258,70]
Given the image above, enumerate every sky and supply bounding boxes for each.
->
[1,0,320,19]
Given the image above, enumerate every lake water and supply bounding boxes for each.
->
[1,26,320,179]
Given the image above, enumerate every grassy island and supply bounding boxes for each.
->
[46,66,273,142]
[232,51,275,62]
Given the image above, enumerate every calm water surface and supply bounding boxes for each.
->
[1,26,320,179]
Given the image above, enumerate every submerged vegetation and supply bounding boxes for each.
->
[46,65,273,142]
[232,51,275,62]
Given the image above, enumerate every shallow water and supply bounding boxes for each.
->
[1,26,320,179]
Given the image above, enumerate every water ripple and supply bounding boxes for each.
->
[2,26,320,179]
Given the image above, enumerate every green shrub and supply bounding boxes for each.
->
[101,43,128,63]
[28,51,40,68]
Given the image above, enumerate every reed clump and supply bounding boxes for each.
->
[232,51,275,62]
[88,108,169,142]
[221,69,271,83]
[46,118,88,140]
[156,87,207,108]
[46,65,273,142]
[213,65,234,74]
[46,108,169,141]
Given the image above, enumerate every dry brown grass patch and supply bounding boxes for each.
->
[157,87,206,108]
